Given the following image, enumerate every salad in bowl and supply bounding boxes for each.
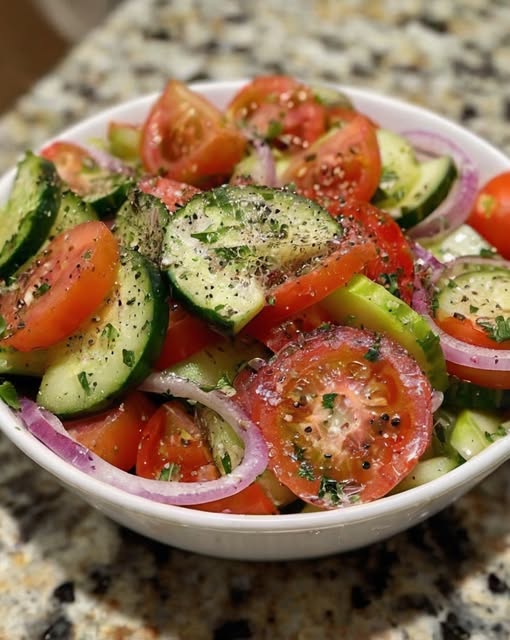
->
[0,76,509,560]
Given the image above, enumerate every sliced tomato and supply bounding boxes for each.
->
[444,362,510,390]
[140,80,246,187]
[326,199,415,304]
[155,302,220,370]
[247,303,332,353]
[435,314,510,351]
[2,221,119,352]
[136,401,218,482]
[65,392,156,470]
[40,141,97,196]
[226,75,327,151]
[192,482,277,515]
[139,175,200,212]
[244,325,433,508]
[467,172,510,259]
[245,239,376,339]
[281,114,381,204]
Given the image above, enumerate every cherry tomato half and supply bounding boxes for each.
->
[467,171,510,259]
[2,221,119,351]
[140,80,246,187]
[244,325,433,508]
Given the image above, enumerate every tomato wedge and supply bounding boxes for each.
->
[467,172,510,259]
[40,141,99,196]
[140,80,246,187]
[226,75,327,151]
[191,483,277,515]
[155,302,220,370]
[65,392,156,470]
[139,175,200,213]
[245,325,433,508]
[281,114,381,203]
[2,221,119,352]
[245,239,376,340]
[326,199,415,305]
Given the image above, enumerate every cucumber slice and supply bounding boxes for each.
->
[113,189,169,264]
[48,190,98,242]
[420,224,497,262]
[161,185,340,334]
[0,346,50,377]
[372,129,420,209]
[392,456,460,493]
[169,335,267,390]
[320,274,448,390]
[37,248,168,416]
[436,266,510,333]
[82,173,132,217]
[197,405,244,475]
[450,409,506,460]
[0,152,60,278]
[107,122,141,162]
[372,129,457,230]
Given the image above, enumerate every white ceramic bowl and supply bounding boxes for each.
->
[1,81,510,561]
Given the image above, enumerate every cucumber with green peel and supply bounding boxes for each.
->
[197,405,244,475]
[37,248,169,416]
[82,172,132,217]
[450,409,507,460]
[47,190,98,242]
[372,128,457,230]
[320,274,448,390]
[392,456,461,493]
[107,122,141,163]
[161,184,341,334]
[113,189,169,264]
[443,377,510,412]
[0,152,60,278]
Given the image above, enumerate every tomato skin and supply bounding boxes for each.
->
[2,221,119,352]
[140,80,246,187]
[136,401,218,482]
[327,199,415,304]
[40,141,94,195]
[445,362,510,390]
[226,75,327,151]
[467,172,510,259]
[155,302,220,370]
[245,240,376,340]
[65,392,156,470]
[139,175,200,212]
[245,325,433,508]
[435,314,510,351]
[281,114,382,204]
[191,483,277,515]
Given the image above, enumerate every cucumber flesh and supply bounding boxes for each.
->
[420,224,497,263]
[37,248,168,416]
[0,152,60,278]
[197,405,244,475]
[113,189,169,264]
[450,409,506,460]
[320,273,448,390]
[48,191,98,242]
[0,346,50,377]
[392,456,460,493]
[162,185,340,334]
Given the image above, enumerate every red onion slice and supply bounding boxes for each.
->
[79,142,135,176]
[19,374,268,506]
[252,139,278,187]
[401,130,479,240]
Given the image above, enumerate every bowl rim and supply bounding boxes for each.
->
[1,79,510,533]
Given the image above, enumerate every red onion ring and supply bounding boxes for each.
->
[79,142,135,176]
[19,374,268,506]
[412,256,510,372]
[252,139,278,187]
[401,130,479,240]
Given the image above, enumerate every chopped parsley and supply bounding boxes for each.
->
[77,371,91,395]
[159,462,180,481]
[322,393,338,410]
[221,452,233,475]
[317,477,346,506]
[122,349,135,367]
[298,460,315,481]
[0,380,19,409]
[477,316,510,343]
[33,282,51,298]
[101,322,119,347]
[379,272,401,298]
[364,336,382,362]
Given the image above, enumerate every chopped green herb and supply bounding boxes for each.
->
[469,305,479,314]
[0,380,19,409]
[33,282,51,298]
[298,460,315,481]
[477,316,510,343]
[78,371,91,395]
[479,247,497,258]
[364,336,382,362]
[485,425,508,443]
[221,452,232,475]
[322,393,338,410]
[318,476,345,506]
[265,119,284,140]
[159,462,180,481]
[379,272,400,298]
[101,322,119,347]
[267,295,276,306]
[122,349,135,367]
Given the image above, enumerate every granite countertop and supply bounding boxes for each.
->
[1,1,510,638]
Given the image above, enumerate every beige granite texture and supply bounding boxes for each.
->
[0,1,510,638]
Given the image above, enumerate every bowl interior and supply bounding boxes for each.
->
[1,80,510,553]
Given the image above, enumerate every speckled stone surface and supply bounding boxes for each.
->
[1,1,510,638]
